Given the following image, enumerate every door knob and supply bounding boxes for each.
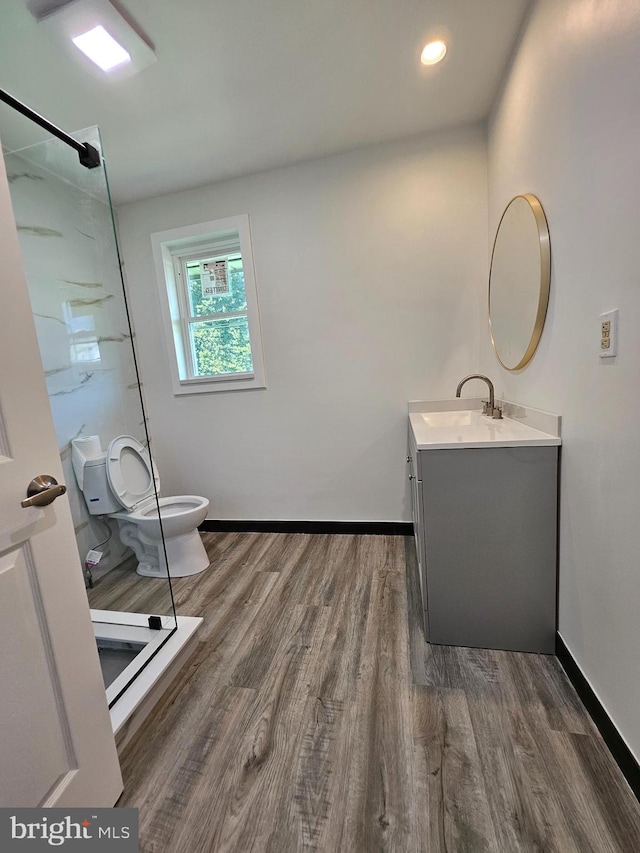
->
[21,475,67,508]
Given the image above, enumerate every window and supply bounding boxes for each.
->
[151,215,266,394]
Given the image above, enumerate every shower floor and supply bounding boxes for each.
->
[97,640,146,690]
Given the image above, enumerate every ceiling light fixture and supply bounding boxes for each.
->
[33,0,156,80]
[421,40,447,66]
[72,24,131,71]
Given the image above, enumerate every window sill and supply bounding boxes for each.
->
[173,374,266,395]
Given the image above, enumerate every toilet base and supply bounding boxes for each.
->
[115,518,210,578]
[136,529,210,578]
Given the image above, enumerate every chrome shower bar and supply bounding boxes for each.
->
[0,87,100,169]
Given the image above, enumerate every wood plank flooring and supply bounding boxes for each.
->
[91,532,640,852]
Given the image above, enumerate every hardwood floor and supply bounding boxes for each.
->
[96,532,640,852]
[88,554,176,617]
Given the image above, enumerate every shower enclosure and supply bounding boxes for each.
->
[1,101,189,725]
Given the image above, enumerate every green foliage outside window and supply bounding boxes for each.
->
[186,257,253,376]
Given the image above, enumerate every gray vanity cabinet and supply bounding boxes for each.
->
[408,439,558,654]
[407,427,429,638]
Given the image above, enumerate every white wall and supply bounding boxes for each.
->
[481,0,640,758]
[118,126,488,522]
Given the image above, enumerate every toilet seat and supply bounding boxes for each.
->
[106,435,160,511]
[134,496,207,519]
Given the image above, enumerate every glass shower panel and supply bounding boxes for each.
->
[3,128,177,643]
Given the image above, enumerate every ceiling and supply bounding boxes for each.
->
[0,0,530,204]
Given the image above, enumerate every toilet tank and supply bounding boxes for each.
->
[82,455,122,515]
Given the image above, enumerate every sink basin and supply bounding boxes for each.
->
[410,407,561,450]
[420,411,476,428]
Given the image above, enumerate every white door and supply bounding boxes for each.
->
[0,150,123,806]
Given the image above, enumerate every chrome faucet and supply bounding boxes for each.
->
[455,374,502,419]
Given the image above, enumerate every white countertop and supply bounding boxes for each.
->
[410,408,562,450]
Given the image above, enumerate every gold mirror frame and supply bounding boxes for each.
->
[488,193,551,371]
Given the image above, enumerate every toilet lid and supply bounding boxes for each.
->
[106,435,160,511]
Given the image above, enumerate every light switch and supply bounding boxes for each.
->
[599,310,618,358]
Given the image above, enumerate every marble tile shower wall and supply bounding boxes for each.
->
[6,151,147,577]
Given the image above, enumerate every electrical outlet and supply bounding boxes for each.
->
[599,310,618,358]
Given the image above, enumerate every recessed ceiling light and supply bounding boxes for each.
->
[72,25,131,72]
[421,40,447,66]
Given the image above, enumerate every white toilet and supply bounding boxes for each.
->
[72,435,210,578]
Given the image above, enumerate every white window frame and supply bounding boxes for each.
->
[151,215,266,395]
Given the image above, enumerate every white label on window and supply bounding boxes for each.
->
[201,259,230,297]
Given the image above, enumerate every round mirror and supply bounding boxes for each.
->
[489,194,550,370]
